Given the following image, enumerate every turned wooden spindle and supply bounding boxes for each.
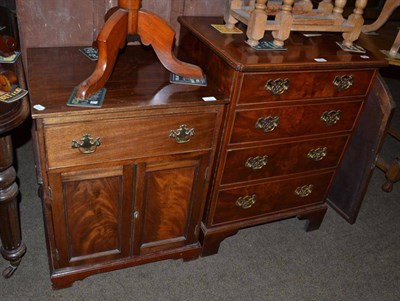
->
[0,58,29,278]
[224,0,367,47]
[295,0,313,12]
[224,0,243,29]
[118,0,140,34]
[333,0,347,24]
[76,0,204,100]
[343,0,368,46]
[0,138,26,279]
[318,0,334,13]
[246,0,268,47]
[272,0,294,47]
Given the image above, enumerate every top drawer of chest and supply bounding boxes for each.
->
[238,69,375,105]
[44,111,219,169]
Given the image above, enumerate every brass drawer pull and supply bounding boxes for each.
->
[321,110,341,126]
[307,147,327,161]
[265,78,290,96]
[245,155,268,170]
[255,116,280,132]
[72,133,101,154]
[294,185,314,197]
[236,194,257,209]
[169,124,195,144]
[333,75,353,91]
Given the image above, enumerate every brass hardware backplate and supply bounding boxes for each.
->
[333,75,353,91]
[294,185,314,197]
[169,124,195,144]
[245,155,268,170]
[307,147,327,161]
[321,110,341,126]
[265,78,290,96]
[72,133,101,154]
[255,116,280,132]
[236,194,257,209]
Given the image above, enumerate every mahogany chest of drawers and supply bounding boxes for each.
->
[178,16,388,256]
[26,45,226,288]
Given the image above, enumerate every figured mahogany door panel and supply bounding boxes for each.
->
[49,165,133,268]
[238,70,374,104]
[212,171,334,225]
[134,154,208,255]
[44,112,218,169]
[231,101,362,144]
[221,135,348,185]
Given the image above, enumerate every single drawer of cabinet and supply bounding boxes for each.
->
[212,172,333,225]
[238,70,374,104]
[44,112,218,169]
[221,135,348,185]
[231,101,362,144]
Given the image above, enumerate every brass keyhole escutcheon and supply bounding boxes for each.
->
[333,75,353,91]
[72,133,101,154]
[255,116,280,132]
[265,78,290,96]
[307,147,327,161]
[169,124,195,144]
[321,110,341,126]
[236,194,257,209]
[294,185,314,197]
[245,155,268,170]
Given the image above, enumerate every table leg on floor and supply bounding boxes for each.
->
[0,135,26,278]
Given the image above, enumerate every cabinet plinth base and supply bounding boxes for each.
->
[50,244,201,290]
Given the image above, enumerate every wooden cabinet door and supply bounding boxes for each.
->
[133,154,209,255]
[48,165,133,268]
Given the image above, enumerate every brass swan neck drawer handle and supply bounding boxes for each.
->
[333,75,353,91]
[245,155,269,170]
[256,116,280,132]
[236,194,257,209]
[294,185,314,197]
[321,110,341,126]
[307,147,327,161]
[169,124,195,144]
[265,78,290,96]
[72,133,101,154]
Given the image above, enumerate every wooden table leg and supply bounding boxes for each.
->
[389,29,400,57]
[76,0,204,100]
[0,135,26,278]
[362,0,400,33]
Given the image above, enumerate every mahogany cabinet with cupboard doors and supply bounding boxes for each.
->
[26,45,226,288]
[178,16,390,256]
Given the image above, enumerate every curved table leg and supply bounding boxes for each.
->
[138,10,204,80]
[362,0,400,33]
[0,135,26,278]
[76,9,128,100]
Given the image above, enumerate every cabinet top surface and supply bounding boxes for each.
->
[179,16,388,72]
[26,45,226,119]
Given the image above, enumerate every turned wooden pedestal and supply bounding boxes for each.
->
[0,59,29,278]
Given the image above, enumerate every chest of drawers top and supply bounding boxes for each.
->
[26,45,226,120]
[178,16,387,73]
